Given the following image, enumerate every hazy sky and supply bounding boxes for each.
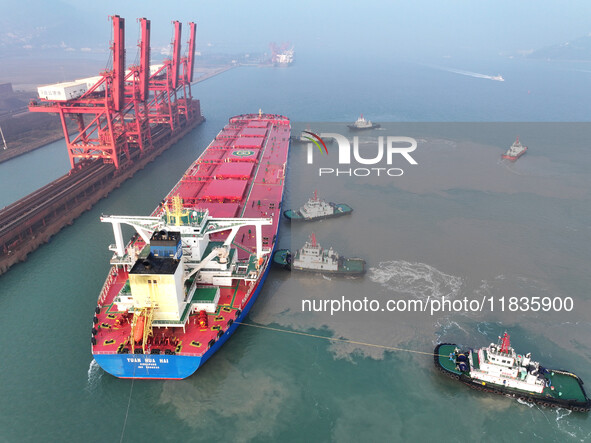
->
[1,1,591,60]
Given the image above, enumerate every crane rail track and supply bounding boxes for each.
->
[0,118,201,276]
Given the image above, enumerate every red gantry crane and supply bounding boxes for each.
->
[29,16,201,170]
[0,16,204,276]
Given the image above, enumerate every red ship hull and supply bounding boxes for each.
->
[502,147,527,161]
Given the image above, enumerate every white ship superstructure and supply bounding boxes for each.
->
[469,334,545,393]
[352,115,372,129]
[292,234,339,271]
[299,191,336,219]
[502,137,527,160]
[273,48,294,66]
[347,114,380,130]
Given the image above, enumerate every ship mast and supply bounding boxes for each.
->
[500,332,511,354]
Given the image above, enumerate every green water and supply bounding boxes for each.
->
[1,56,590,441]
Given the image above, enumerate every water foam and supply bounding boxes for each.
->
[433,318,468,344]
[86,359,102,392]
[516,397,535,408]
[369,260,463,300]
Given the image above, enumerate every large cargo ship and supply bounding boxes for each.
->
[435,333,591,412]
[91,112,290,379]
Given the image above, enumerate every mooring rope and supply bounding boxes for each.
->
[119,372,135,442]
[235,321,448,357]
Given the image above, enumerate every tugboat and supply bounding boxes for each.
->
[347,114,380,131]
[502,137,527,161]
[273,233,365,275]
[284,190,353,221]
[434,332,591,412]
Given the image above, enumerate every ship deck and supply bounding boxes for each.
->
[437,344,462,375]
[542,371,588,402]
[93,113,290,358]
[341,258,365,274]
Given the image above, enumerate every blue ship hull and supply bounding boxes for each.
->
[93,254,274,379]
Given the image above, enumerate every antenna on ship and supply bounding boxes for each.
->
[310,232,317,247]
[259,108,262,118]
[314,189,318,200]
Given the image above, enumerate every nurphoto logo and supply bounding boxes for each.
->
[302,131,328,155]
[305,132,418,177]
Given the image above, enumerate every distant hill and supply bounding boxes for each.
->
[527,34,591,61]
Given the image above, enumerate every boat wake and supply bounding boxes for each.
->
[498,158,528,175]
[517,397,535,408]
[86,359,103,392]
[430,65,504,81]
[515,381,590,440]
[433,318,468,344]
[368,260,463,300]
[553,408,591,441]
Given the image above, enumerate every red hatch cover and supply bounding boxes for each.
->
[217,128,240,139]
[200,179,248,201]
[233,137,264,148]
[199,150,225,161]
[240,127,267,137]
[210,141,231,149]
[177,182,203,201]
[215,162,254,179]
[247,121,268,128]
